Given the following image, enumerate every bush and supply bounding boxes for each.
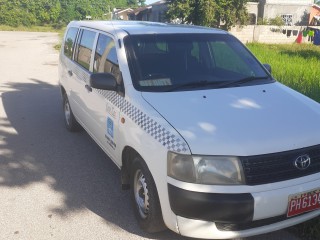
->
[52,22,64,30]
[269,16,284,27]
[257,17,268,25]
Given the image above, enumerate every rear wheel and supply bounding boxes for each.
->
[63,94,81,132]
[130,156,166,233]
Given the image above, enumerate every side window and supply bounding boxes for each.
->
[75,29,96,71]
[64,27,78,59]
[94,34,121,82]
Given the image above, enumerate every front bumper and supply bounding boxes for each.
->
[176,211,320,239]
[167,175,320,239]
[168,184,254,223]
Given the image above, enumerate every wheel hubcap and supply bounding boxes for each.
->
[64,99,71,126]
[133,169,149,219]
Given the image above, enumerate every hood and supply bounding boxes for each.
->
[142,83,320,156]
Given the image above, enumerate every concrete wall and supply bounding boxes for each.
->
[230,25,308,44]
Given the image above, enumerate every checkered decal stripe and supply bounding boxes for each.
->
[63,58,188,153]
[94,88,188,153]
[95,89,122,109]
[72,65,89,82]
[121,99,188,153]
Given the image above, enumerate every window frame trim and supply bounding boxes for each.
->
[71,27,119,74]
[93,31,119,73]
[63,27,80,60]
[73,27,99,73]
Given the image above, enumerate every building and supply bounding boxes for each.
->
[126,0,317,26]
[113,8,134,20]
[128,1,167,22]
[309,3,320,25]
[247,2,259,24]
[258,0,314,25]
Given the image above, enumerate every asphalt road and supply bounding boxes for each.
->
[0,31,301,240]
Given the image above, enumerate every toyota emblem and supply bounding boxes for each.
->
[294,154,311,170]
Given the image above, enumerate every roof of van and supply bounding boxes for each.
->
[68,20,227,35]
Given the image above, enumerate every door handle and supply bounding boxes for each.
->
[85,84,92,92]
[68,70,73,76]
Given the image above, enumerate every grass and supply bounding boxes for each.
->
[247,43,320,102]
[248,43,320,239]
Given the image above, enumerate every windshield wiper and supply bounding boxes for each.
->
[165,80,225,92]
[215,76,270,88]
[165,76,270,92]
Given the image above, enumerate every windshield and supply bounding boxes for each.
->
[124,34,272,92]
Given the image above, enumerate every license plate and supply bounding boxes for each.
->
[287,188,320,217]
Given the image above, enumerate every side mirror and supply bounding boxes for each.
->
[90,73,117,91]
[263,64,272,74]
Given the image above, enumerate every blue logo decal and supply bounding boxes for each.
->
[107,117,114,138]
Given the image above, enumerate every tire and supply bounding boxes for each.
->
[63,94,81,132]
[130,155,166,233]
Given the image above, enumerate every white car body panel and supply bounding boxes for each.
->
[142,82,320,156]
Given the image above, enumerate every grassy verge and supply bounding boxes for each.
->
[247,43,320,102]
[0,24,64,33]
[247,42,320,239]
[0,25,65,50]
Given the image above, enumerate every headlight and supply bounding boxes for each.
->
[167,152,245,185]
[167,152,196,183]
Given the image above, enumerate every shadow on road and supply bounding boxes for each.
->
[0,79,301,240]
[0,79,191,239]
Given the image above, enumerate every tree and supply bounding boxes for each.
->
[167,0,249,30]
[0,0,131,26]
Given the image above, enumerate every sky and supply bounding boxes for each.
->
[145,0,158,5]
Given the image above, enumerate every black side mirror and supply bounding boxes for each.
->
[263,64,272,74]
[90,73,117,91]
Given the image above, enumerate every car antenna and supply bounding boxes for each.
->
[110,20,122,49]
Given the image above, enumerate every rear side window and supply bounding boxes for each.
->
[64,27,78,59]
[75,29,96,71]
[94,34,121,83]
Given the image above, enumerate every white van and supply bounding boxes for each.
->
[59,21,320,239]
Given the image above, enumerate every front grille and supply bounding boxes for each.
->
[241,144,320,185]
[216,213,308,231]
[216,215,286,231]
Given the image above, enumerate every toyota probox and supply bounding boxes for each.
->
[59,21,320,239]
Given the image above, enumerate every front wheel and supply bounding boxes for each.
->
[130,156,166,233]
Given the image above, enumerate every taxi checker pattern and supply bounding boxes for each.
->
[64,60,188,153]
[95,88,189,153]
